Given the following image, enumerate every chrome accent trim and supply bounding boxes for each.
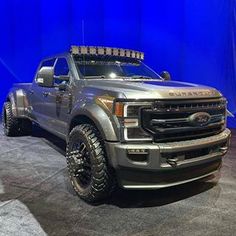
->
[227,109,234,117]
[123,102,152,117]
[124,127,152,141]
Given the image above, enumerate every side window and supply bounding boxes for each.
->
[54,58,70,85]
[41,58,56,68]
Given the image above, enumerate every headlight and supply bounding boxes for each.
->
[96,97,153,141]
[114,101,153,141]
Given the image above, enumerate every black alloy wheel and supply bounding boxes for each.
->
[70,141,92,189]
[66,124,115,203]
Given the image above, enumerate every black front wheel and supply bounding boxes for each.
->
[66,124,114,203]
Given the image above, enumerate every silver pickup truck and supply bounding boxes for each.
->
[2,46,231,202]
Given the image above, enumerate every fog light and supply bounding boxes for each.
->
[127,149,148,155]
[127,149,149,163]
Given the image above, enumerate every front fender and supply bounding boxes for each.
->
[69,103,120,142]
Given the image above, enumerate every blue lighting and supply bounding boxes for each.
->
[0,0,235,127]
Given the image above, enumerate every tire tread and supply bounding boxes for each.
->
[66,124,115,203]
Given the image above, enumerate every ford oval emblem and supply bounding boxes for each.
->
[188,112,211,126]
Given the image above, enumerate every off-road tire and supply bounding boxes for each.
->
[66,124,114,203]
[2,102,32,136]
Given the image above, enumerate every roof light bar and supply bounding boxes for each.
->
[71,46,144,60]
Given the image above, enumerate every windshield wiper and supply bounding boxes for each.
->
[85,75,125,79]
[84,75,106,79]
[130,75,152,79]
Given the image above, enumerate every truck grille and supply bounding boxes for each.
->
[141,98,226,142]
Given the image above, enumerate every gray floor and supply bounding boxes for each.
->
[0,124,235,236]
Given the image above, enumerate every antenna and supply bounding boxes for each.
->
[81,19,85,77]
[82,19,85,45]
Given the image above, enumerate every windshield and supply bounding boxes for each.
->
[74,56,161,79]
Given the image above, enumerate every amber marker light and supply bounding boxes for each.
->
[114,102,124,117]
[95,95,115,113]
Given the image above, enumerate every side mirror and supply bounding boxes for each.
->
[36,67,54,87]
[160,71,171,81]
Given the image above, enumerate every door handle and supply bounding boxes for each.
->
[56,95,62,103]
[42,91,49,97]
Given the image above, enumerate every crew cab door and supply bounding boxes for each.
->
[46,57,72,135]
[30,58,56,126]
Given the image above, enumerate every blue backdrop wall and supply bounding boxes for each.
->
[0,0,235,127]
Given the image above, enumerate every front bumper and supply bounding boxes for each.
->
[105,128,231,189]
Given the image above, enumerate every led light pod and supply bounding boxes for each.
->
[120,49,125,57]
[71,45,144,60]
[80,46,88,54]
[98,47,105,55]
[115,48,120,56]
[89,47,96,55]
[106,47,112,55]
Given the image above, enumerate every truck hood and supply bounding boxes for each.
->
[85,79,222,99]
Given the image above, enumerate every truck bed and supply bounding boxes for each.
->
[12,83,32,89]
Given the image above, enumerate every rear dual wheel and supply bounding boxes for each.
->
[66,124,114,203]
[2,102,32,136]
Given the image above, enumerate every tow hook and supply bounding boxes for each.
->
[166,158,179,167]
